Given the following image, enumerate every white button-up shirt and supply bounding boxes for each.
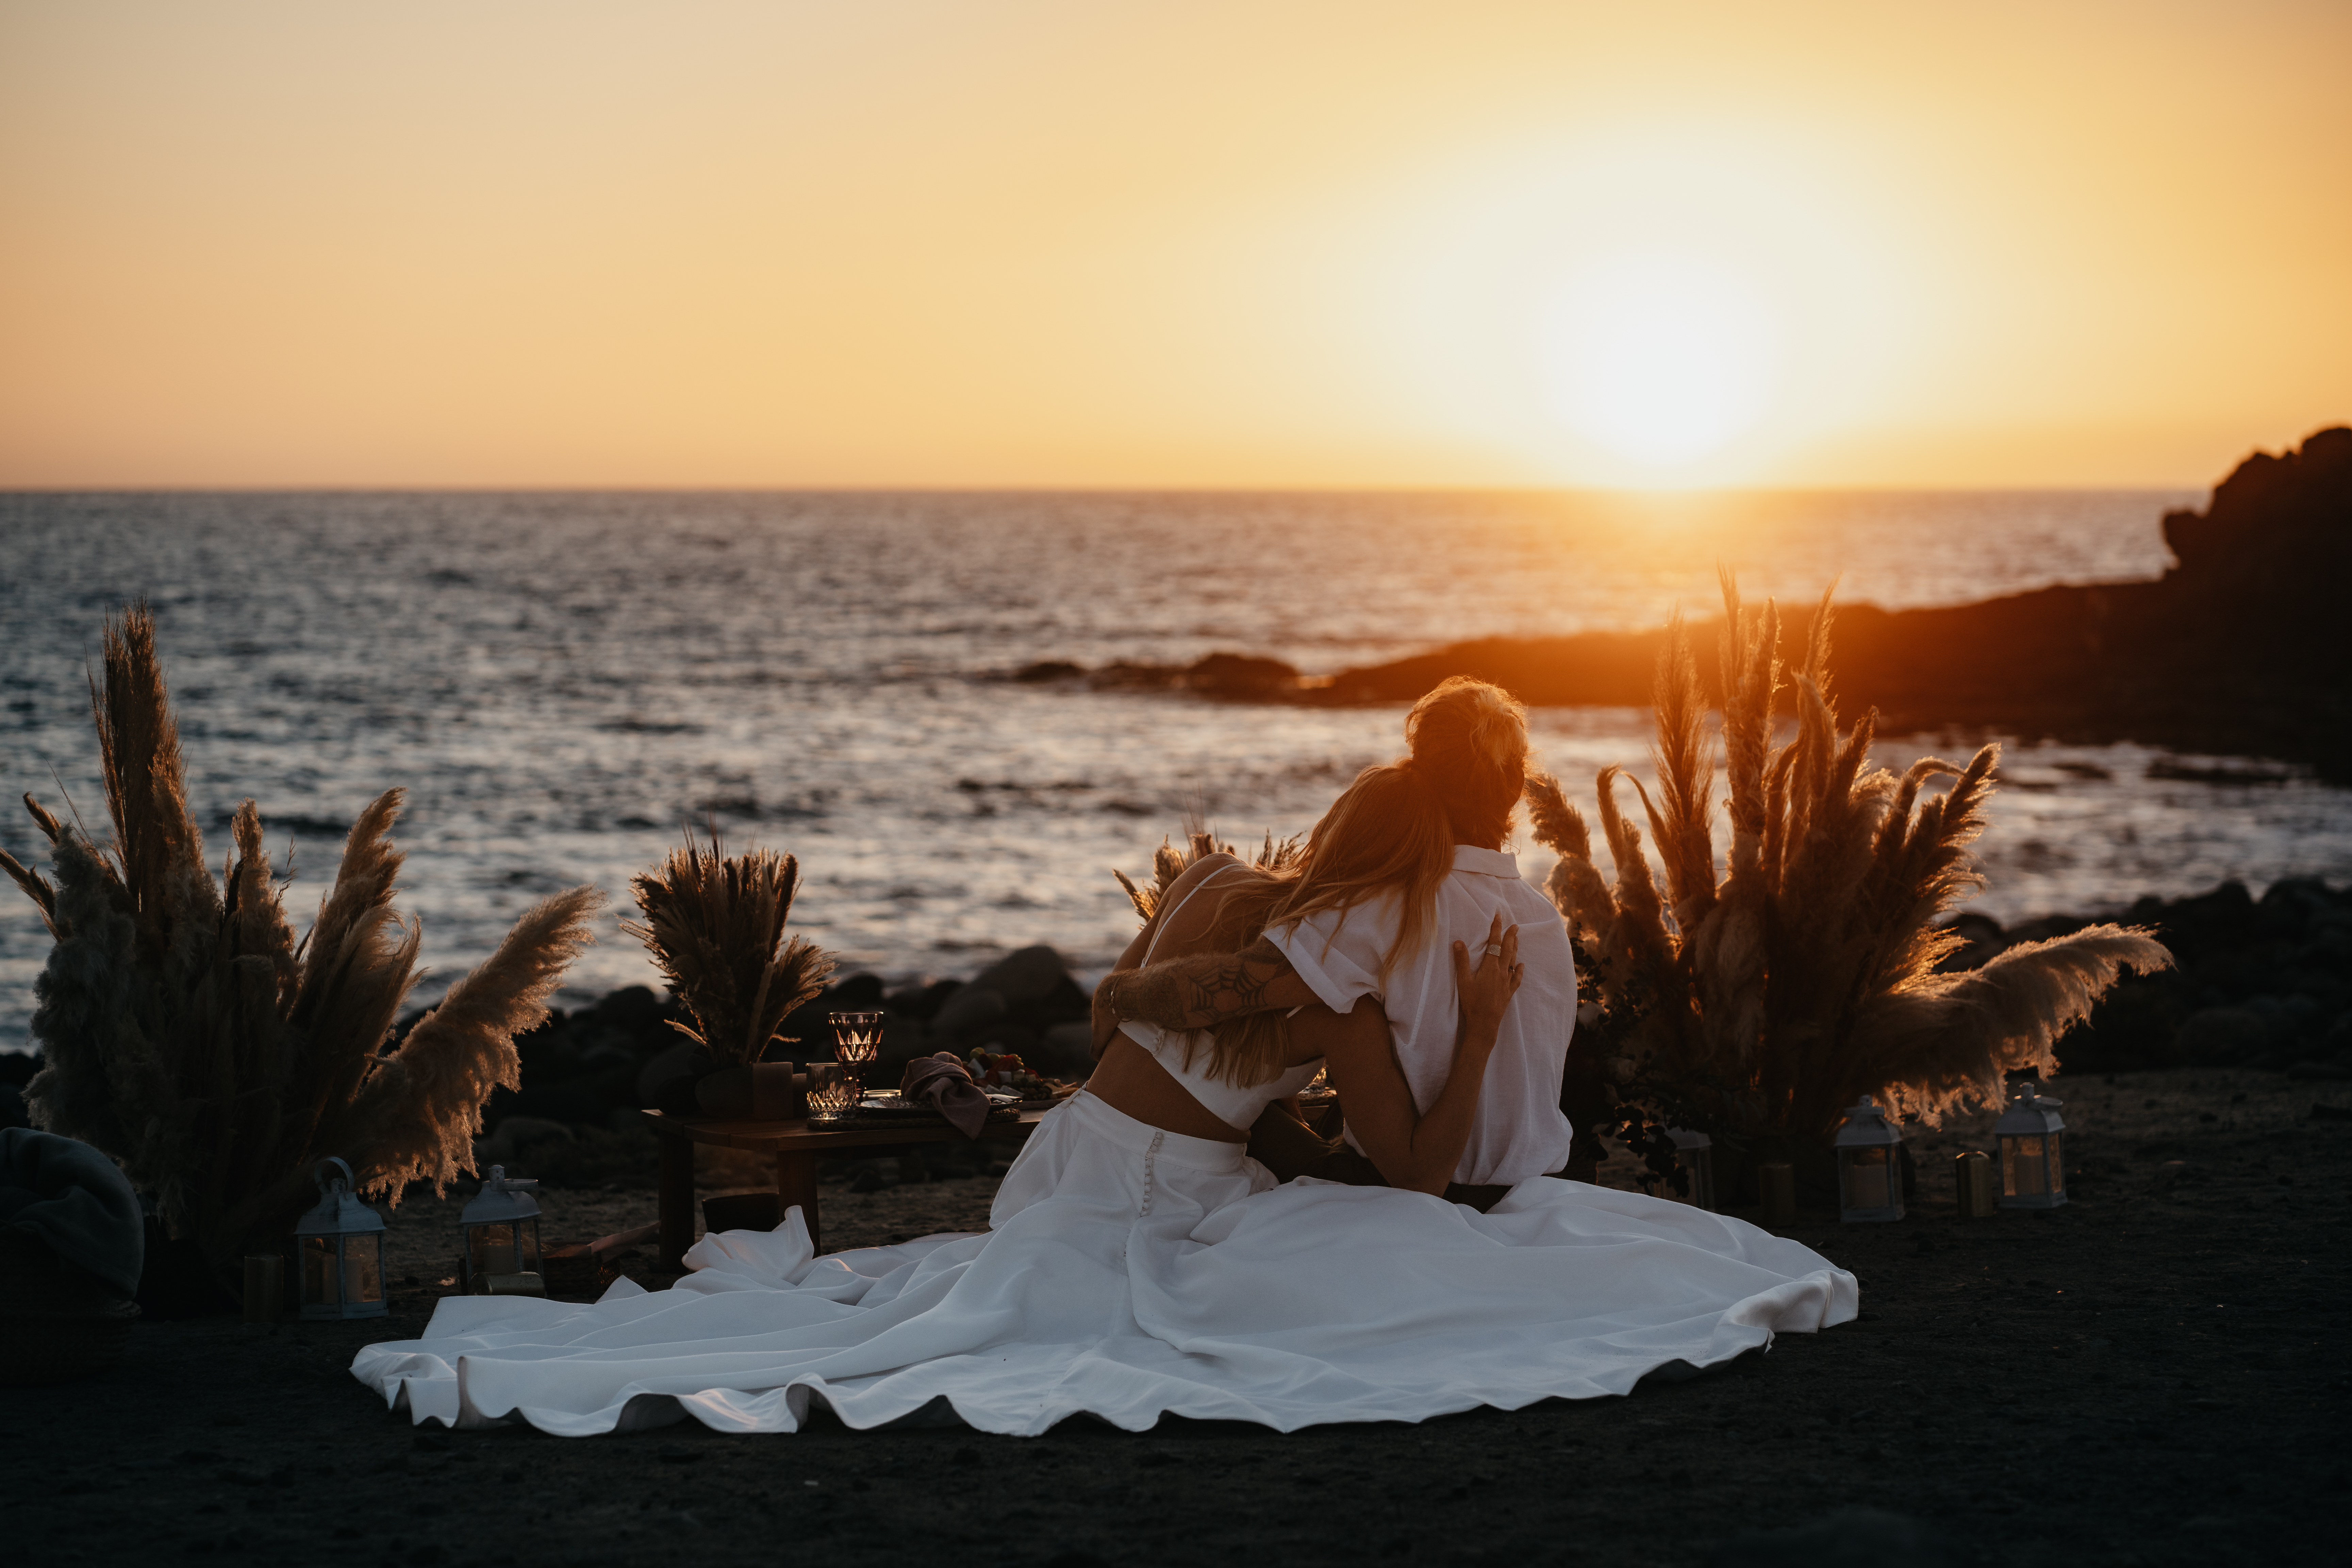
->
[1265,845,1576,1187]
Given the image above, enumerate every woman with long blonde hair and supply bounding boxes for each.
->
[354,679,1855,1441]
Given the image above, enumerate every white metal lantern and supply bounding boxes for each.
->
[1666,1127,1716,1211]
[1833,1095,1906,1223]
[459,1165,545,1295]
[1995,1077,2067,1209]
[293,1157,388,1321]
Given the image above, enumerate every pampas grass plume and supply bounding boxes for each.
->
[1526,574,2173,1142]
[4,604,605,1285]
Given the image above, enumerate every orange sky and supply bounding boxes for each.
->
[2,1,2346,489]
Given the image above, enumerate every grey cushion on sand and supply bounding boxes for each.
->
[0,1128,145,1298]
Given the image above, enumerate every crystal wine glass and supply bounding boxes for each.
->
[829,1011,884,1094]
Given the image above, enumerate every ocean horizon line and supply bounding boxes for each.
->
[0,481,2204,500]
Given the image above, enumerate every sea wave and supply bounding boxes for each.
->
[4,489,2347,1054]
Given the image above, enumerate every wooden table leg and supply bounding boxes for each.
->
[776,1150,821,1256]
[657,1128,696,1272]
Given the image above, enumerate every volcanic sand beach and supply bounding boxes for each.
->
[4,1067,2345,1567]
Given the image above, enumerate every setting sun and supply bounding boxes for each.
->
[1537,250,1785,470]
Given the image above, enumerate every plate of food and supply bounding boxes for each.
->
[963,1050,1077,1110]
[848,1090,1022,1125]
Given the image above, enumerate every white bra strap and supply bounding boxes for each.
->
[1141,861,1247,965]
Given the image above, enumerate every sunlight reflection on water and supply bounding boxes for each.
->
[3,489,2342,1052]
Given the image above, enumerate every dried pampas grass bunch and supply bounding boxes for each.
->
[1113,828,1304,925]
[623,830,834,1066]
[0,605,604,1290]
[1530,573,2172,1145]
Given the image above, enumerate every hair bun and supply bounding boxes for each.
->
[1404,678,1529,846]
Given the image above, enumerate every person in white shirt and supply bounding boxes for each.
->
[1093,677,1578,1195]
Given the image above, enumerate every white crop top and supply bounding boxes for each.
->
[1117,864,1326,1133]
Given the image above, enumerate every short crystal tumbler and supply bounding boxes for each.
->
[806,1064,856,1123]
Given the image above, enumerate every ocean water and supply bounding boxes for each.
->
[5,488,2351,1055]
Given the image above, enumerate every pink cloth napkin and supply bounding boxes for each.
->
[900,1053,990,1139]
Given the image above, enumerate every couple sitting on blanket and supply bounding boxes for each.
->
[352,678,1855,1438]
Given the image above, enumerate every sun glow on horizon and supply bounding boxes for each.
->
[0,2,2345,487]
[1537,250,1786,469]
[1360,125,1911,489]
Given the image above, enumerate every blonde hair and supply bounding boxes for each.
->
[1174,680,1531,1088]
[1181,763,1456,1087]
[1404,677,1529,849]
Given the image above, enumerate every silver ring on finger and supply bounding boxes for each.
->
[1482,942,1504,956]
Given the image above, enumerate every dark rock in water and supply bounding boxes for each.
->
[598,985,670,1034]
[2145,757,2298,785]
[1933,912,2007,973]
[931,984,1009,1042]
[1021,972,1092,1029]
[485,985,694,1130]
[1038,651,1307,701]
[637,1042,710,1113]
[1108,428,2352,779]
[1179,652,1301,699]
[829,972,886,1008]
[886,979,961,1022]
[1943,876,2352,1073]
[967,946,1076,1007]
[925,947,1089,1047]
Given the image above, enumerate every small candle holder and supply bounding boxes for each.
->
[806,1064,857,1124]
[830,1010,884,1093]
[1955,1150,1997,1218]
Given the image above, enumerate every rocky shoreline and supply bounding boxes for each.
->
[1016,428,2352,782]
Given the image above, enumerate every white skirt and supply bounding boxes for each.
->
[350,1093,1857,1437]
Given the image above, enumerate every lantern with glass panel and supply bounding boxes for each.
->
[459,1165,546,1295]
[1995,1077,2068,1209]
[294,1156,388,1320]
[1832,1094,1906,1222]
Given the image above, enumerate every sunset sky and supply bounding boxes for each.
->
[2,1,2346,489]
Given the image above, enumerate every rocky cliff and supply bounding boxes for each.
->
[1032,428,2352,777]
[1308,427,2352,777]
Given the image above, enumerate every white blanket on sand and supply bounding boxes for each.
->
[351,1093,1856,1437]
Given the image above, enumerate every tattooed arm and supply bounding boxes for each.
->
[1093,936,1321,1034]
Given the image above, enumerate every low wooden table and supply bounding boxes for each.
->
[640,1107,1051,1269]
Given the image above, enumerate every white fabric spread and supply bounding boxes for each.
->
[1266,845,1579,1185]
[1117,861,1324,1132]
[351,1092,1857,1438]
